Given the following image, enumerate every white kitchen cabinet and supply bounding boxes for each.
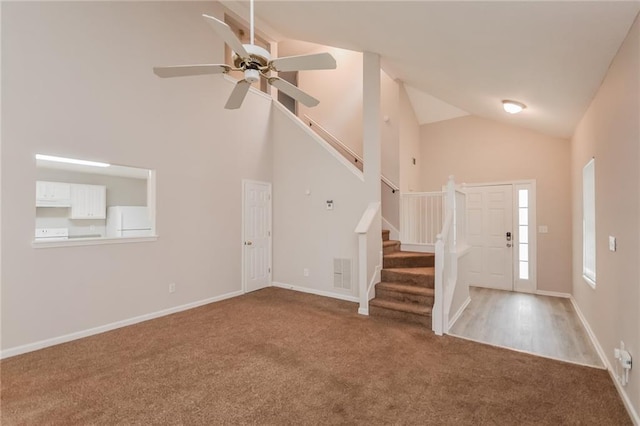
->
[70,184,106,219]
[36,181,71,207]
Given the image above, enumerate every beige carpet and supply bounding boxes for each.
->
[1,287,631,425]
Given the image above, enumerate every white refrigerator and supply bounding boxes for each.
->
[106,206,153,237]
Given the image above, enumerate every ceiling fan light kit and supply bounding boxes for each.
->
[153,6,336,110]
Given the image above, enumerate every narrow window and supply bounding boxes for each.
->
[583,158,596,287]
[518,189,529,280]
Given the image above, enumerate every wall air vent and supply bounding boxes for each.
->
[333,258,352,290]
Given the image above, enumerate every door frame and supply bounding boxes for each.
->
[241,179,273,293]
[461,179,537,293]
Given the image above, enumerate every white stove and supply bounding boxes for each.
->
[35,228,69,242]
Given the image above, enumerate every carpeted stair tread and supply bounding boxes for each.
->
[369,298,432,316]
[384,251,434,259]
[373,235,435,326]
[376,282,435,296]
[383,251,435,268]
[381,267,435,288]
[382,240,400,248]
[384,267,435,276]
[382,239,401,255]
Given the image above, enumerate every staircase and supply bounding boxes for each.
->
[369,230,435,327]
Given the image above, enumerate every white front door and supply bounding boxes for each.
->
[466,185,514,291]
[242,180,272,293]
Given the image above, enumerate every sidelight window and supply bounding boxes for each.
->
[517,189,530,280]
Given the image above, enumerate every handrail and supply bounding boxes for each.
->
[304,115,400,193]
[355,201,381,234]
[306,115,363,163]
[381,176,400,193]
[438,212,454,246]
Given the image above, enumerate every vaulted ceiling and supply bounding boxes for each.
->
[238,1,639,138]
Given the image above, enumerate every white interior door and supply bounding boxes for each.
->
[466,185,514,291]
[243,180,272,293]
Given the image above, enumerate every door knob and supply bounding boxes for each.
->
[245,241,252,246]
[507,243,512,248]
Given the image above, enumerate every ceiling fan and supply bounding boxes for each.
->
[153,1,336,109]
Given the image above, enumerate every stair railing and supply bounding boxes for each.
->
[303,115,399,193]
[399,192,444,248]
[433,176,465,335]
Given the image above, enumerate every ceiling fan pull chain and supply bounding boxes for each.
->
[250,0,255,45]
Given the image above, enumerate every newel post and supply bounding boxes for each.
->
[358,233,369,315]
[433,233,444,336]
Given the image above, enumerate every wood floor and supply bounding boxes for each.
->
[449,287,604,367]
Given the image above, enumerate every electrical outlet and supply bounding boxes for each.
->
[169,283,176,293]
[303,268,309,277]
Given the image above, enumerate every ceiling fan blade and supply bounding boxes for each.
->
[153,64,231,78]
[202,14,249,59]
[269,52,337,72]
[225,80,251,109]
[268,77,320,107]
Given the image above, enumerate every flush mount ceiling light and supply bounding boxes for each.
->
[502,100,526,114]
[35,154,110,168]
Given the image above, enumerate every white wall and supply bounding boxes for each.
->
[1,2,273,352]
[280,41,364,157]
[271,105,368,299]
[380,70,399,186]
[380,70,400,229]
[571,14,639,420]
[398,84,421,193]
[279,42,402,234]
[419,116,572,294]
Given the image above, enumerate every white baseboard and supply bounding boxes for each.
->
[271,281,359,303]
[569,296,639,424]
[1,290,244,360]
[381,217,400,241]
[447,296,471,331]
[535,290,571,298]
[400,243,435,253]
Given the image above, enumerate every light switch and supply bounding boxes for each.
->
[609,236,616,252]
[538,225,548,234]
